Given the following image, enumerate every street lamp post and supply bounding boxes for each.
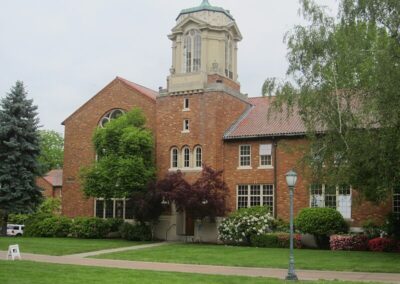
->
[285,170,298,281]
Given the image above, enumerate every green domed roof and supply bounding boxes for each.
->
[177,0,234,21]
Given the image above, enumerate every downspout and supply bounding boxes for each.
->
[273,138,278,219]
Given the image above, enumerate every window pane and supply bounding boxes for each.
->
[240,145,251,166]
[310,184,324,207]
[195,147,202,168]
[183,148,190,168]
[95,200,104,218]
[115,200,124,219]
[260,155,272,166]
[171,148,178,168]
[105,200,114,219]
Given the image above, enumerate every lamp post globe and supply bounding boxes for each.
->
[285,169,298,281]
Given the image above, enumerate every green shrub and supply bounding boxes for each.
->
[71,217,110,239]
[385,213,400,240]
[251,234,278,247]
[8,214,30,224]
[295,208,348,249]
[106,218,124,232]
[119,222,152,241]
[24,213,54,237]
[273,219,289,233]
[362,219,382,239]
[218,206,275,244]
[38,216,72,237]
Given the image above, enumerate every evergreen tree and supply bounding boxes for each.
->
[0,81,42,235]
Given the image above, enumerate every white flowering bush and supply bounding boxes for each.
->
[218,206,275,244]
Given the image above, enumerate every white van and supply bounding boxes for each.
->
[7,224,24,236]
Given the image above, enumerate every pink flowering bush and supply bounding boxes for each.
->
[330,235,369,251]
[368,237,398,252]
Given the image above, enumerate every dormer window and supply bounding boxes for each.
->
[184,30,201,73]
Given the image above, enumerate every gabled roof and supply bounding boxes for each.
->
[177,0,234,21]
[62,77,157,125]
[224,97,307,139]
[43,169,63,187]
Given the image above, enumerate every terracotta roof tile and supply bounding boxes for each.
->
[43,169,63,187]
[224,96,307,139]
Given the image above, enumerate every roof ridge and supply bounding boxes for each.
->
[223,104,254,138]
[116,76,158,99]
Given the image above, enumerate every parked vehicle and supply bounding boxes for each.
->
[7,224,24,236]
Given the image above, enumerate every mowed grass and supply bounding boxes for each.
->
[0,260,386,284]
[95,243,400,273]
[0,237,144,256]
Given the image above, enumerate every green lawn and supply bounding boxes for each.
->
[0,260,385,284]
[95,243,400,273]
[0,237,144,256]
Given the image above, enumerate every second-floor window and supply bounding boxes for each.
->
[184,30,201,73]
[260,144,272,167]
[239,145,251,167]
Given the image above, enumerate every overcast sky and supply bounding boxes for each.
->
[0,0,338,134]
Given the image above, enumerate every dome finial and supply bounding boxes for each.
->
[200,0,211,7]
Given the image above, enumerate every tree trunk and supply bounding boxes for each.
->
[1,211,8,236]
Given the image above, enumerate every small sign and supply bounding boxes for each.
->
[7,244,21,260]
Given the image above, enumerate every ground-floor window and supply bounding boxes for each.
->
[237,184,274,214]
[94,198,134,220]
[310,184,352,219]
[394,191,400,214]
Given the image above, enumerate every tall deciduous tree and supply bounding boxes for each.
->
[80,109,155,199]
[273,0,400,202]
[0,81,42,235]
[38,130,64,174]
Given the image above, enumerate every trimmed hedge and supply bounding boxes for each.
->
[330,235,369,251]
[71,217,110,239]
[24,214,72,237]
[251,233,302,248]
[119,222,152,241]
[368,237,398,252]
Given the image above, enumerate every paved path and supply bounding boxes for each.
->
[1,249,399,283]
[65,242,169,258]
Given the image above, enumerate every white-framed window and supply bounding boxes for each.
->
[259,144,272,167]
[225,34,233,79]
[95,198,133,220]
[239,145,251,167]
[99,109,124,128]
[183,119,189,132]
[182,146,191,168]
[194,146,202,168]
[170,147,179,169]
[183,98,190,110]
[183,30,201,73]
[237,184,274,214]
[394,190,400,214]
[310,184,352,219]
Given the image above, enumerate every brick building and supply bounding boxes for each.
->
[61,1,398,241]
[37,169,63,199]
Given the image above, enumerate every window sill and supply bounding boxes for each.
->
[181,130,190,134]
[258,166,274,170]
[237,166,252,170]
[168,168,202,172]
[182,108,190,112]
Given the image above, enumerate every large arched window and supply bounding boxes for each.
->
[225,34,233,79]
[194,146,202,168]
[99,109,124,128]
[184,30,201,73]
[170,147,179,169]
[182,146,191,168]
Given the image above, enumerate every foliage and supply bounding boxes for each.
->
[261,77,278,96]
[218,206,275,244]
[106,218,124,232]
[272,0,400,202]
[119,222,152,241]
[361,219,382,239]
[30,216,72,237]
[23,212,54,237]
[81,109,155,199]
[126,182,163,224]
[8,214,30,224]
[273,219,289,233]
[37,130,63,174]
[384,213,400,240]
[251,233,302,249]
[158,166,230,220]
[71,217,111,239]
[37,198,61,215]
[368,237,398,252]
[329,235,369,251]
[0,81,42,234]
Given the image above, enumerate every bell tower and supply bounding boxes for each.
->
[166,0,242,94]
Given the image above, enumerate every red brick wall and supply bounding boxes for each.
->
[156,90,248,184]
[36,177,55,198]
[62,78,156,218]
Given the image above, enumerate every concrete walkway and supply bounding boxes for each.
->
[65,242,169,258]
[1,249,399,283]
